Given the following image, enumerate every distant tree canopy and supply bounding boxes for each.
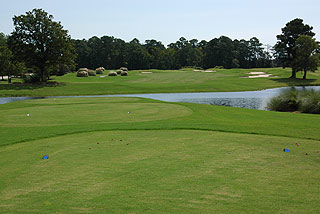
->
[8,8,76,82]
[73,35,272,70]
[0,32,26,83]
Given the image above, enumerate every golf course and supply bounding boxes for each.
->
[1,68,320,213]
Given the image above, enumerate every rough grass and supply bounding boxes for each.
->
[1,67,320,97]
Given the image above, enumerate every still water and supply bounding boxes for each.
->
[1,86,320,110]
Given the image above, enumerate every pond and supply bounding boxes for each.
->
[1,86,320,110]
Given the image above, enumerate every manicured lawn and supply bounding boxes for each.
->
[1,67,320,97]
[0,97,319,213]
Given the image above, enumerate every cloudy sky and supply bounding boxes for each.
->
[1,0,319,45]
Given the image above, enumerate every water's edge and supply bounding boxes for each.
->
[1,86,320,110]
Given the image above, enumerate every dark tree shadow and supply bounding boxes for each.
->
[271,78,317,86]
[0,82,64,90]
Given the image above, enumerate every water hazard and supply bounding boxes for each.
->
[1,86,320,110]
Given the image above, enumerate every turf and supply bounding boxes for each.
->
[1,67,320,97]
[0,97,320,213]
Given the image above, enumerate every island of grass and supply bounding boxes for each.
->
[1,96,319,213]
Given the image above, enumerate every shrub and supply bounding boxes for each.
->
[298,90,320,114]
[95,67,105,74]
[120,67,128,71]
[108,71,117,76]
[88,70,96,76]
[121,71,128,76]
[214,66,224,69]
[267,89,299,112]
[78,68,88,72]
[77,71,88,77]
[22,73,40,83]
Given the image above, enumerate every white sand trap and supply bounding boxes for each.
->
[248,74,272,78]
[141,72,152,74]
[203,70,216,73]
[247,72,266,75]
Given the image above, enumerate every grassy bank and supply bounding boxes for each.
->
[1,97,320,213]
[1,67,320,97]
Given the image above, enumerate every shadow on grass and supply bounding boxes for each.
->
[0,82,64,90]
[271,78,317,86]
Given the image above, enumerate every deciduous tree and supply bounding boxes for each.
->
[8,8,75,82]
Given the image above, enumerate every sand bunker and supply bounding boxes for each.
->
[141,72,152,74]
[247,72,266,75]
[203,70,216,73]
[247,74,272,78]
[242,71,278,78]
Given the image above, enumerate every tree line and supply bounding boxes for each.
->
[73,35,273,71]
[0,8,319,83]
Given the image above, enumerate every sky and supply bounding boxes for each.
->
[1,0,320,46]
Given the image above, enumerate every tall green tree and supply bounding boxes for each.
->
[274,18,315,78]
[292,35,319,79]
[8,8,76,82]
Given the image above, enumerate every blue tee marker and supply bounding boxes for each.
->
[283,148,290,152]
[42,155,49,159]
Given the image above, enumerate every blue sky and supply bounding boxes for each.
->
[1,0,319,46]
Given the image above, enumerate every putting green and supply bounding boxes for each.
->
[1,130,319,213]
[0,98,192,127]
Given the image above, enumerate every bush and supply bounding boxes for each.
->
[121,71,128,76]
[22,73,40,83]
[299,90,320,114]
[120,67,128,71]
[77,71,88,77]
[214,66,224,69]
[108,71,117,76]
[95,67,105,74]
[88,70,96,76]
[78,68,88,72]
[267,89,299,112]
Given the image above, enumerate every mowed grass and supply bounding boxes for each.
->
[0,97,320,213]
[1,130,320,213]
[1,67,320,97]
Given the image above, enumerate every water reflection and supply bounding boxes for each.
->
[1,86,320,110]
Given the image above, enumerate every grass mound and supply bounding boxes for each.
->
[121,71,128,76]
[88,70,96,76]
[108,71,117,76]
[76,70,88,77]
[95,67,105,74]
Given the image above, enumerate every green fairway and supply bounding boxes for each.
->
[1,67,320,97]
[0,97,320,213]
